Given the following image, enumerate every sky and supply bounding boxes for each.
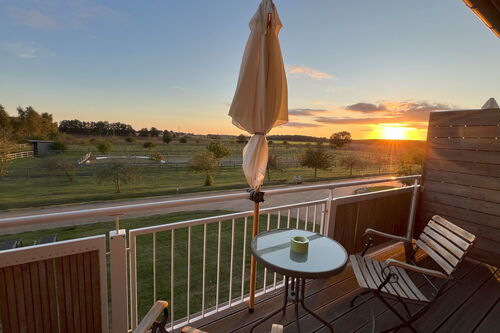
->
[1,0,499,140]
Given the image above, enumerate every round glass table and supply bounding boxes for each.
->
[250,228,347,333]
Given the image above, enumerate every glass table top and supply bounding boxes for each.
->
[251,228,348,279]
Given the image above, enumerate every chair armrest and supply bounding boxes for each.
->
[386,259,448,279]
[133,300,169,333]
[364,228,413,243]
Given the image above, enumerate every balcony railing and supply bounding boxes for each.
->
[0,175,420,333]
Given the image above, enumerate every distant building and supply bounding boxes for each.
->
[27,140,56,156]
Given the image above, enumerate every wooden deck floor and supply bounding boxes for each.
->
[188,243,500,333]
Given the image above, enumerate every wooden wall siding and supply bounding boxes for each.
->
[330,192,412,254]
[418,108,500,267]
[0,251,102,333]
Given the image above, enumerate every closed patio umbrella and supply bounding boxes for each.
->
[228,0,288,311]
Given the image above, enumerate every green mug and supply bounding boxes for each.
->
[290,236,309,253]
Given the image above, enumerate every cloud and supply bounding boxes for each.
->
[6,1,124,31]
[288,108,327,116]
[282,122,322,128]
[345,102,386,113]
[2,41,54,58]
[8,8,57,29]
[315,117,391,125]
[286,65,333,80]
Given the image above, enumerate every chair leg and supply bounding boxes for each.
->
[350,289,371,307]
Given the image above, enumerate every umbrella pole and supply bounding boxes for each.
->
[249,200,259,312]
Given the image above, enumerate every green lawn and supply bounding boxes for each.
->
[1,142,399,210]
[0,209,313,321]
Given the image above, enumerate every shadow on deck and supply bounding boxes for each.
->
[187,243,499,333]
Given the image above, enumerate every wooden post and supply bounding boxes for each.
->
[248,201,259,312]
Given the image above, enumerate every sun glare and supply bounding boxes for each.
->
[380,124,412,140]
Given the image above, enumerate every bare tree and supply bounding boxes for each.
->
[96,162,142,193]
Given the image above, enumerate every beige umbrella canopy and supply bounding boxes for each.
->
[229,0,288,190]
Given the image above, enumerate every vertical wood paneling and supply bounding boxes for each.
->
[83,252,94,333]
[12,265,27,332]
[62,255,75,331]
[332,192,412,254]
[76,253,87,333]
[45,259,60,333]
[69,254,81,333]
[21,263,35,333]
[0,268,12,333]
[29,262,43,331]
[419,108,500,267]
[55,257,68,333]
[90,250,102,330]
[4,267,19,332]
[38,260,52,333]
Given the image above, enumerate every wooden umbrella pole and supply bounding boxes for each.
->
[248,199,259,312]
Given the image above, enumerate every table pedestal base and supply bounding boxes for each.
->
[250,276,334,333]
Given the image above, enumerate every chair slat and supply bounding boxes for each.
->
[357,256,379,290]
[368,259,399,296]
[416,240,454,275]
[420,233,459,267]
[432,215,475,242]
[390,267,416,300]
[428,220,470,250]
[392,267,427,301]
[349,255,368,288]
[423,225,464,258]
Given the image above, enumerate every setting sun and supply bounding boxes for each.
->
[376,124,418,140]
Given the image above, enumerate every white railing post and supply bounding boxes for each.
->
[323,189,335,237]
[109,229,128,333]
[406,179,420,240]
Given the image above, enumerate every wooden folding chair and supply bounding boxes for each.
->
[349,215,475,333]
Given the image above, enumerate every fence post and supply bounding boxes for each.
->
[109,229,128,333]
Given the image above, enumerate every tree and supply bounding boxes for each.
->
[329,131,352,149]
[236,134,247,144]
[143,141,156,150]
[397,151,424,185]
[97,141,112,154]
[189,151,217,186]
[43,156,76,182]
[162,131,172,144]
[0,105,13,140]
[266,154,283,181]
[300,145,332,178]
[179,136,188,143]
[206,141,230,167]
[0,139,14,177]
[374,154,389,174]
[340,153,363,176]
[96,162,142,193]
[150,127,161,137]
[138,128,150,137]
[125,136,135,143]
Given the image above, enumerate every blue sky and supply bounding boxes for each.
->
[1,0,499,139]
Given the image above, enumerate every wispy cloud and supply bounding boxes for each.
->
[282,122,322,128]
[6,0,124,31]
[345,102,386,113]
[288,108,327,116]
[317,100,455,126]
[2,41,54,58]
[286,65,333,80]
[8,7,57,29]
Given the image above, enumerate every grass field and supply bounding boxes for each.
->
[0,209,312,321]
[1,140,401,210]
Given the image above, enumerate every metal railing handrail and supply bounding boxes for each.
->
[0,175,420,229]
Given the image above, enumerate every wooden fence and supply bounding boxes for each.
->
[418,108,500,266]
[5,151,33,160]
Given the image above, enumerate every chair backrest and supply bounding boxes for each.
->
[0,235,108,333]
[416,215,475,276]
